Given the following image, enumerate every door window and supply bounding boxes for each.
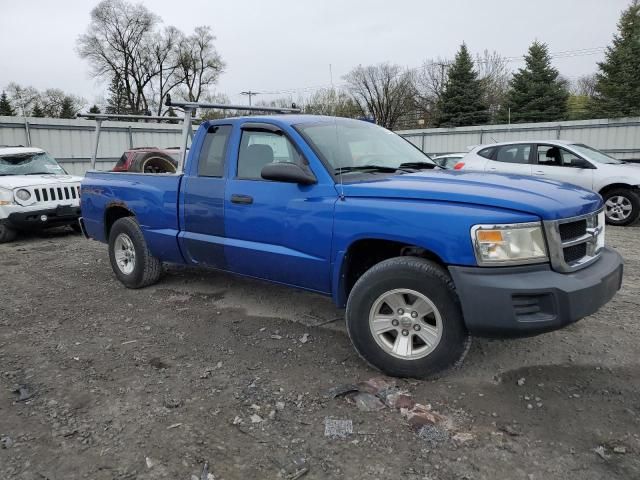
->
[198,125,232,177]
[237,130,303,179]
[478,147,496,159]
[495,144,532,164]
[537,145,585,168]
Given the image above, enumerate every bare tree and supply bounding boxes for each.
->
[176,26,226,103]
[40,89,86,118]
[77,0,159,114]
[415,58,451,126]
[304,88,360,117]
[149,26,184,116]
[6,83,41,116]
[571,74,598,97]
[344,63,416,129]
[475,50,510,121]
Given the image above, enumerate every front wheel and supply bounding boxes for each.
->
[108,217,162,288]
[603,188,640,226]
[346,257,469,378]
[0,222,17,244]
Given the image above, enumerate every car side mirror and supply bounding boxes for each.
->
[570,158,593,169]
[261,162,317,185]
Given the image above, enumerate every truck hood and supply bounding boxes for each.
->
[341,170,602,220]
[0,174,83,189]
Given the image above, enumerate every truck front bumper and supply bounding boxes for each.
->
[5,206,81,230]
[449,247,623,337]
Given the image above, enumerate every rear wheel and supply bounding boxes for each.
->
[346,257,469,378]
[0,222,17,243]
[603,188,640,226]
[108,217,162,288]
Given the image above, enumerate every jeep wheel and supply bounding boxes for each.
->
[108,217,162,288]
[0,222,17,243]
[346,257,469,378]
[603,188,640,226]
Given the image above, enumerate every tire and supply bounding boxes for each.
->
[346,257,469,379]
[0,222,17,243]
[108,216,162,288]
[603,188,640,226]
[70,223,82,234]
[131,152,177,174]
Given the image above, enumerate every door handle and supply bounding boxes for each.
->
[533,170,545,175]
[488,167,497,171]
[230,194,253,205]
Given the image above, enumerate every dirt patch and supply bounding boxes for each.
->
[0,227,639,479]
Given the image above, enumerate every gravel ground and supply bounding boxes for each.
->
[0,226,639,480]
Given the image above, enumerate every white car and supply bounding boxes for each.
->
[431,153,466,169]
[455,140,640,225]
[0,147,83,243]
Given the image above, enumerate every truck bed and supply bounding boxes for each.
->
[81,172,185,263]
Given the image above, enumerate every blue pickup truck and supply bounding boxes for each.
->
[80,112,623,378]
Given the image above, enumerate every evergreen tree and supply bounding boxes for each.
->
[105,75,129,114]
[166,106,179,124]
[59,96,76,118]
[0,91,15,116]
[502,41,569,123]
[31,102,45,117]
[591,0,640,117]
[435,43,489,127]
[89,104,101,114]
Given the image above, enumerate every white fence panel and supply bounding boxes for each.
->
[397,117,640,161]
[0,115,184,176]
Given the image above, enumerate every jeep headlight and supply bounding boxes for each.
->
[15,189,31,201]
[0,187,13,206]
[472,222,548,266]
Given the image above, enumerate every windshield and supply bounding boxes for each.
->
[0,151,67,176]
[570,143,624,164]
[295,119,434,174]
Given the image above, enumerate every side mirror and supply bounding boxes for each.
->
[570,158,593,169]
[261,162,317,185]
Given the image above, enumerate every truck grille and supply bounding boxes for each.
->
[544,210,605,273]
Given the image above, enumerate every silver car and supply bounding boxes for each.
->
[455,140,640,226]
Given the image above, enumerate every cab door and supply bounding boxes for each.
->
[223,122,336,293]
[532,144,595,190]
[484,143,534,176]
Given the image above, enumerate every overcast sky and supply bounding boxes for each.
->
[0,0,630,106]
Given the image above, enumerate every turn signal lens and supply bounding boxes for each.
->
[453,162,465,170]
[476,230,504,243]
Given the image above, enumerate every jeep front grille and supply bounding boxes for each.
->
[544,209,605,273]
[33,185,79,202]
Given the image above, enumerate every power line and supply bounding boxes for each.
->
[258,46,608,98]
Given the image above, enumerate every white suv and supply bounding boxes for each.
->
[0,147,83,243]
[455,140,640,226]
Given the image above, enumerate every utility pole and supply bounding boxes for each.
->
[240,91,260,106]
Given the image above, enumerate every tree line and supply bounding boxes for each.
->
[1,0,638,131]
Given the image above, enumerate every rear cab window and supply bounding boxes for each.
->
[198,125,232,177]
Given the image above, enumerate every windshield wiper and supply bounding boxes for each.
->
[398,161,436,170]
[335,165,400,174]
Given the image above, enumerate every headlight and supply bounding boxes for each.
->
[0,187,13,205]
[471,222,548,266]
[15,189,32,201]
